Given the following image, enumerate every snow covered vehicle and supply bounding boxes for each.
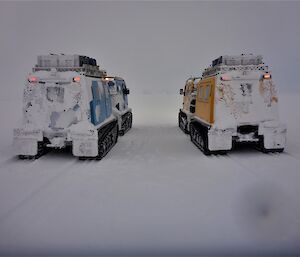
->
[14,54,121,160]
[106,76,132,136]
[179,54,287,154]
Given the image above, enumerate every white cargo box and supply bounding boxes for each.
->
[223,55,263,66]
[37,55,59,67]
[36,54,98,68]
[37,54,81,68]
[58,55,81,67]
[212,54,263,67]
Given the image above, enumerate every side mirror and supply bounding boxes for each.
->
[180,89,184,95]
[123,88,130,95]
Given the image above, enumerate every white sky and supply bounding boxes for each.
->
[1,1,300,99]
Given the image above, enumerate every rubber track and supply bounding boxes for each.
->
[190,122,209,155]
[178,112,189,134]
[119,111,132,136]
[79,120,118,160]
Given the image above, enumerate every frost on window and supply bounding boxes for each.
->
[199,85,211,102]
[47,87,64,103]
[205,85,211,100]
[198,86,204,100]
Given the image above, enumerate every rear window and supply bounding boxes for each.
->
[47,87,64,103]
[198,84,211,102]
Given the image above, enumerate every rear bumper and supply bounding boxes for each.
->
[69,131,98,157]
[207,122,286,151]
[208,129,233,151]
[13,127,99,157]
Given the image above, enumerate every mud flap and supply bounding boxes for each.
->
[13,128,43,156]
[262,125,286,150]
[13,138,38,156]
[208,129,233,151]
[72,138,98,157]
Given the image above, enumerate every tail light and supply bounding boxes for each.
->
[263,73,271,79]
[73,76,81,83]
[28,76,38,83]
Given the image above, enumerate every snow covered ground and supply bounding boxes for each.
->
[0,93,300,255]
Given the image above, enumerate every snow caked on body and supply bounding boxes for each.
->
[13,54,132,159]
[179,54,286,154]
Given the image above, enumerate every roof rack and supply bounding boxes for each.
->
[212,54,263,67]
[202,64,268,78]
[33,54,106,78]
[33,64,107,78]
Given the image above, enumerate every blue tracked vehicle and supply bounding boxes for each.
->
[13,54,130,160]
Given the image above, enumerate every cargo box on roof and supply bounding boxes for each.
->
[37,55,59,67]
[212,54,263,67]
[37,54,98,68]
[58,55,81,67]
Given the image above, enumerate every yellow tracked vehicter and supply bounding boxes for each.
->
[179,54,286,155]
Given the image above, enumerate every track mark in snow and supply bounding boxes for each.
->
[0,152,49,172]
[113,127,150,158]
[225,154,264,178]
[210,153,260,178]
[0,156,19,171]
[110,126,195,162]
[281,151,300,161]
[229,150,300,177]
[0,159,77,224]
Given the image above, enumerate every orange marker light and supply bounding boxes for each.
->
[263,74,271,79]
[73,76,81,83]
[28,76,38,83]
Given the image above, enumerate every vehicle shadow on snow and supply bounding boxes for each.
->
[14,146,75,162]
[229,143,288,158]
